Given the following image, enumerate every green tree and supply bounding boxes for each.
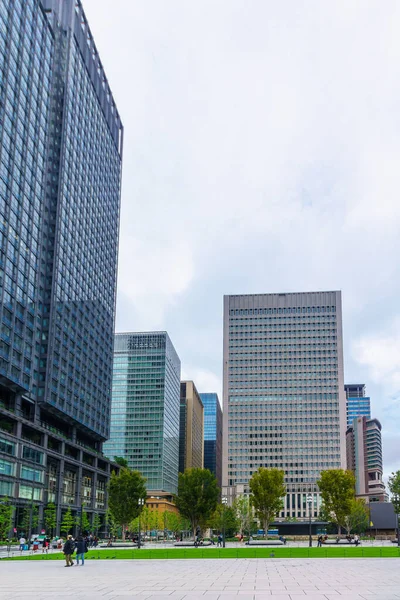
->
[0,498,13,540]
[105,509,120,538]
[249,467,286,538]
[317,469,355,534]
[344,498,369,534]
[76,509,90,534]
[163,511,182,535]
[60,507,75,536]
[174,468,219,536]
[44,503,57,537]
[234,495,252,536]
[113,456,129,468]
[21,503,39,537]
[209,503,238,537]
[107,468,146,541]
[92,513,102,536]
[388,471,400,515]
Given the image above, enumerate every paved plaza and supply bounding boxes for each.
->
[1,558,400,600]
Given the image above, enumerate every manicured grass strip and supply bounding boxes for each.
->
[3,546,400,561]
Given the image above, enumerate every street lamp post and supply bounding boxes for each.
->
[307,495,313,548]
[138,498,145,549]
[222,496,227,549]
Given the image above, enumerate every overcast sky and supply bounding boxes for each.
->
[83,0,400,477]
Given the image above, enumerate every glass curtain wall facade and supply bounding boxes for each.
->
[200,393,222,489]
[222,291,346,520]
[345,384,371,428]
[104,333,181,494]
[0,0,123,535]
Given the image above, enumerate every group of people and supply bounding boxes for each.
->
[19,536,51,553]
[63,535,89,566]
[316,534,360,546]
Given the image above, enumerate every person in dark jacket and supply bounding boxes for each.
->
[75,535,88,566]
[63,535,75,567]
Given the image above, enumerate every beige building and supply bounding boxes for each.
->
[179,381,204,472]
[222,291,347,520]
[346,416,387,503]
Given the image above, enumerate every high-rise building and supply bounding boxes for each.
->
[223,291,346,519]
[346,417,387,502]
[179,381,204,473]
[345,384,371,428]
[104,333,181,494]
[0,0,123,534]
[200,393,222,488]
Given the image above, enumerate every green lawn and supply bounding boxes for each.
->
[3,546,400,561]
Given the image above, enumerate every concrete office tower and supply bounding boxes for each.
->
[179,381,204,473]
[223,291,346,520]
[345,384,371,428]
[346,417,387,503]
[0,0,123,533]
[200,393,223,489]
[104,333,181,494]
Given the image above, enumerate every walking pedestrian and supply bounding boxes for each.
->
[19,536,26,552]
[317,535,323,547]
[75,535,88,566]
[63,535,75,567]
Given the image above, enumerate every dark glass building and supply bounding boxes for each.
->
[104,333,181,494]
[199,393,222,489]
[0,0,123,535]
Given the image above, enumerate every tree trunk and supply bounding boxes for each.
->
[122,524,126,541]
[263,519,268,539]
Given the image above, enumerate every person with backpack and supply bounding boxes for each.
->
[75,535,88,566]
[63,535,75,567]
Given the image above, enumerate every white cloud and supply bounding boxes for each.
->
[181,367,222,404]
[83,0,400,473]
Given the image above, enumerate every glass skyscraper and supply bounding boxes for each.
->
[223,291,346,520]
[0,0,123,535]
[200,393,222,489]
[104,333,181,494]
[345,384,371,428]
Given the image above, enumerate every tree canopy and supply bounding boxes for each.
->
[388,471,400,514]
[113,456,129,469]
[174,468,219,536]
[44,503,57,537]
[317,469,355,533]
[234,495,253,536]
[249,467,285,537]
[344,498,369,534]
[107,468,146,541]
[60,507,75,536]
[209,503,238,537]
[0,497,13,540]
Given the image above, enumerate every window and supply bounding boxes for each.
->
[21,465,43,483]
[22,446,43,464]
[19,484,42,501]
[0,438,15,456]
[0,458,14,476]
[0,481,13,495]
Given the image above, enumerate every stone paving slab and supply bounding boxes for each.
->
[1,558,400,599]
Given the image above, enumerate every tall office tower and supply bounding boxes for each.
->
[200,393,223,489]
[346,417,387,503]
[0,0,123,534]
[223,291,346,520]
[104,333,181,494]
[179,381,204,473]
[345,384,371,428]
